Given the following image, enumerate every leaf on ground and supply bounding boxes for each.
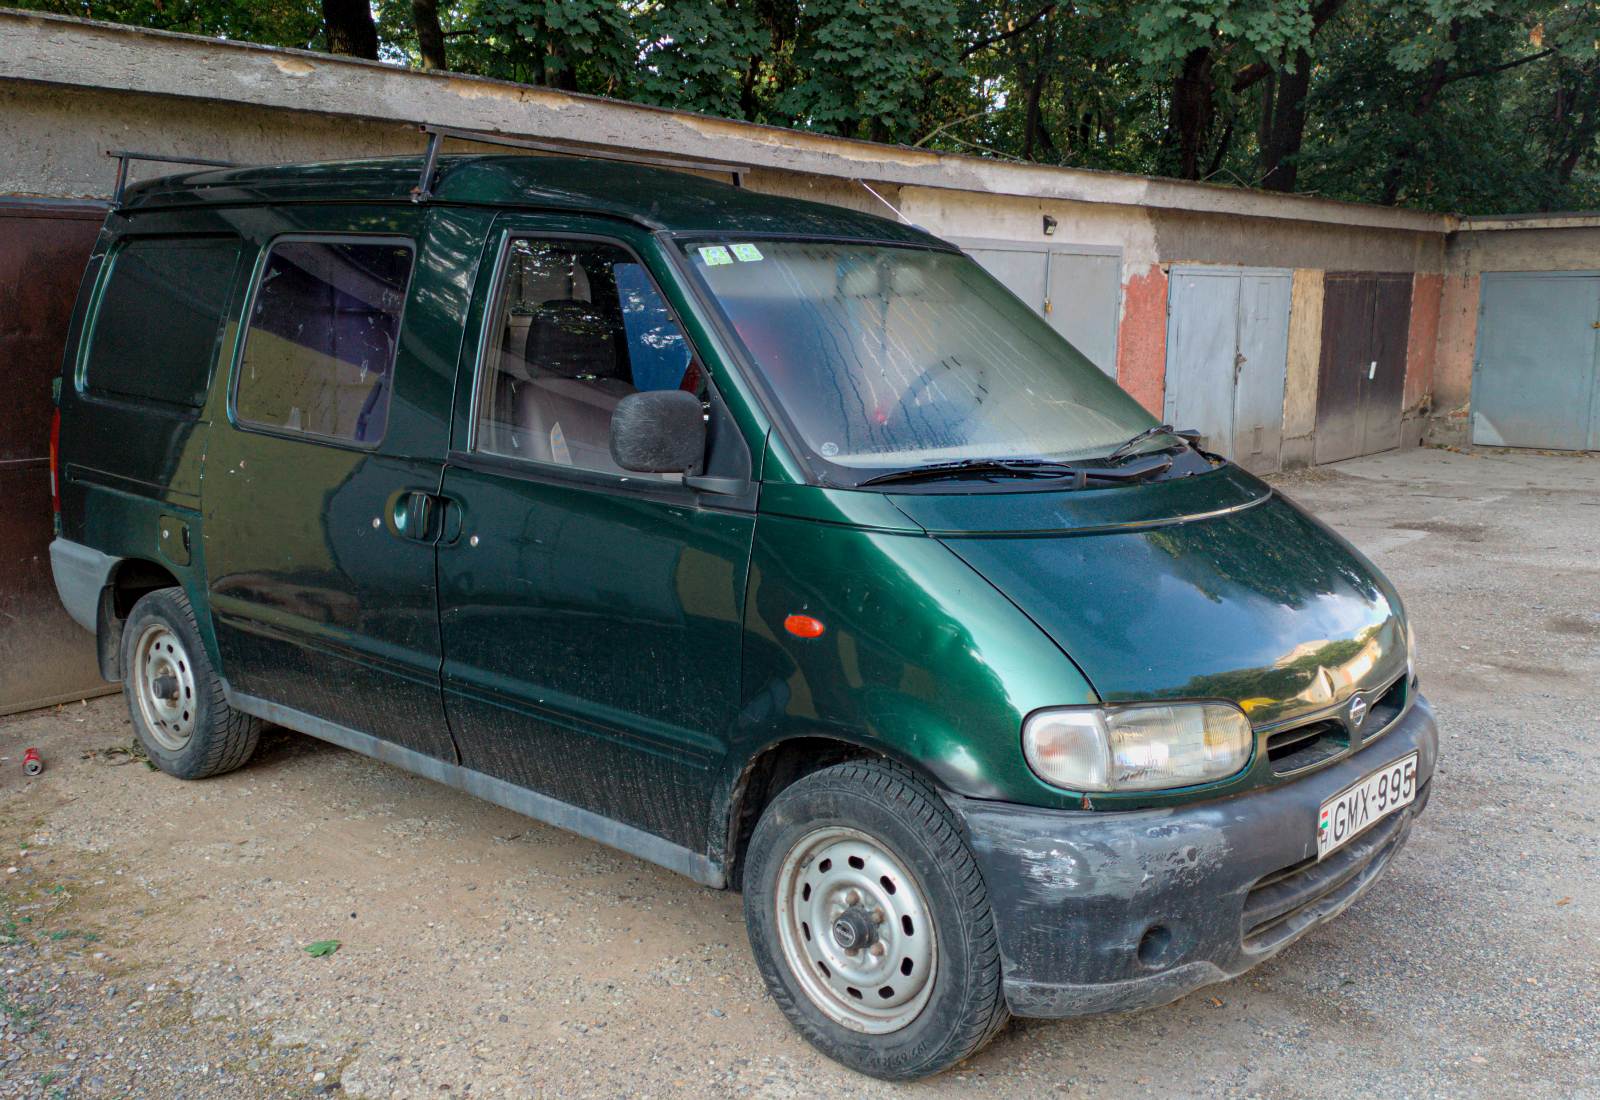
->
[304,940,341,958]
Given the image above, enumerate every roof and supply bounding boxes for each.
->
[117,154,944,244]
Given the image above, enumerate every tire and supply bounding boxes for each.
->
[121,587,262,779]
[742,758,1009,1079]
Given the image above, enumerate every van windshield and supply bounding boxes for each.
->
[683,239,1158,482]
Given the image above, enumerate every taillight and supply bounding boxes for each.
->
[48,408,62,514]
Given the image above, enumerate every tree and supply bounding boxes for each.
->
[322,0,379,59]
[412,0,447,70]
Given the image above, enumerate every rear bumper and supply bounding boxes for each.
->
[49,537,116,633]
[949,695,1438,1018]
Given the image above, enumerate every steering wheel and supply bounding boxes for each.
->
[884,361,987,435]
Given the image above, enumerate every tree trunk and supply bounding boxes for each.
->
[1256,72,1277,164]
[1021,65,1048,160]
[412,0,447,70]
[322,0,378,60]
[739,54,762,121]
[1166,47,1215,179]
[1547,63,1600,192]
[1259,49,1312,191]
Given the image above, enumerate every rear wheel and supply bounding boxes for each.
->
[742,759,1009,1079]
[122,587,261,779]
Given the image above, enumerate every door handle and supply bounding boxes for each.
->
[390,490,439,542]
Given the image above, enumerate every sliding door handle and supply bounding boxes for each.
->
[390,489,438,541]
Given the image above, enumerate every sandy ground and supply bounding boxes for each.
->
[2,447,1597,1099]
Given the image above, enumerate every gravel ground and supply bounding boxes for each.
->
[2,446,1597,1099]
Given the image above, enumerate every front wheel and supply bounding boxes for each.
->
[742,759,1009,1079]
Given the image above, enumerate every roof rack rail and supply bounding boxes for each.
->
[410,124,751,202]
[106,150,241,205]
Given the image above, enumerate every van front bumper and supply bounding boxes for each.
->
[948,695,1438,1018]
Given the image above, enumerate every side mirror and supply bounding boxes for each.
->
[610,389,706,474]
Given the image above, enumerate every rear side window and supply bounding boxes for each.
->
[234,238,414,446]
[83,237,241,407]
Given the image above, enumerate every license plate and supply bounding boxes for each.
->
[1317,752,1419,860]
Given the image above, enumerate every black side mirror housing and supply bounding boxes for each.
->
[610,389,706,474]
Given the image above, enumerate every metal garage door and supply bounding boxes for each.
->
[1163,266,1293,472]
[959,241,1121,375]
[0,197,112,714]
[1472,272,1600,450]
[1314,273,1413,464]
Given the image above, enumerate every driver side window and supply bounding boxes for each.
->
[475,237,700,476]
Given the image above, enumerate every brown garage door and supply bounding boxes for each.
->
[1314,273,1413,464]
[0,197,111,715]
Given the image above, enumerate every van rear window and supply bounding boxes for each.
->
[84,237,242,407]
[235,239,414,446]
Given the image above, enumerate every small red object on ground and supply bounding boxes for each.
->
[22,748,42,776]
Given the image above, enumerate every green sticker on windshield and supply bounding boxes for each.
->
[731,243,764,262]
[698,245,734,266]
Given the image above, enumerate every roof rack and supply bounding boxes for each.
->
[106,150,240,205]
[410,124,751,202]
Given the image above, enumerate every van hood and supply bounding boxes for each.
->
[889,468,1407,727]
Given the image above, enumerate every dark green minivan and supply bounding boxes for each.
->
[50,151,1435,1079]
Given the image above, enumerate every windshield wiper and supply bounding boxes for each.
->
[858,454,1173,488]
[1104,424,1197,463]
[858,458,1082,487]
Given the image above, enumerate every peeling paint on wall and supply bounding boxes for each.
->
[1427,274,1481,446]
[1281,269,1325,468]
[1403,273,1443,430]
[1116,266,1169,416]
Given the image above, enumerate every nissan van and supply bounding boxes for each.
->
[50,150,1435,1079]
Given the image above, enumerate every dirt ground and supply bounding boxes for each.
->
[2,447,1597,1099]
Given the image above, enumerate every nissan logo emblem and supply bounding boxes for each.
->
[1348,694,1369,728]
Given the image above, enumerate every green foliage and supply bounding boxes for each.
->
[17,0,323,47]
[1131,0,1315,73]
[777,0,968,142]
[13,0,1600,212]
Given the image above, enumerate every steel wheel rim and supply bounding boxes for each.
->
[133,623,197,752]
[774,825,937,1034]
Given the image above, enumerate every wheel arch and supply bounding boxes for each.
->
[719,733,954,892]
[95,557,184,680]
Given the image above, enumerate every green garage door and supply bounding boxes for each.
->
[1472,272,1600,450]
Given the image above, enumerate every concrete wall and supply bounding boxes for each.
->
[1282,270,1326,467]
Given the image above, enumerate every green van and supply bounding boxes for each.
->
[50,151,1435,1079]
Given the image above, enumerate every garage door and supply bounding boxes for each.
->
[1163,266,1293,472]
[1314,273,1413,464]
[0,198,112,714]
[1472,272,1600,450]
[959,242,1121,376]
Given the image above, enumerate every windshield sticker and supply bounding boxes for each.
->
[819,442,840,457]
[698,245,734,266]
[549,422,572,465]
[731,243,764,262]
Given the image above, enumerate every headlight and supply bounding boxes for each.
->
[1022,702,1253,792]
